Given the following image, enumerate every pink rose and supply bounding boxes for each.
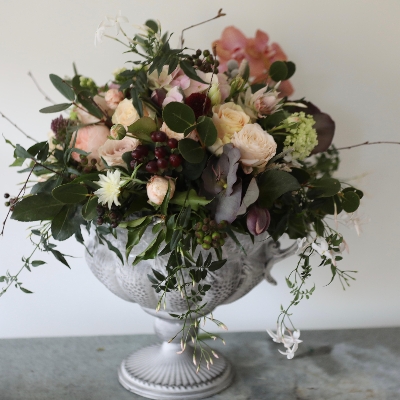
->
[146,176,176,205]
[71,125,110,164]
[105,89,124,110]
[97,136,140,170]
[213,26,294,97]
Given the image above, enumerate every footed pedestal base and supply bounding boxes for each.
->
[118,342,234,400]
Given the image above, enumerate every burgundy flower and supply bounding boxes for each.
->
[185,93,211,119]
[50,115,69,142]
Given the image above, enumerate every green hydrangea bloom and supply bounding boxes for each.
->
[283,112,318,160]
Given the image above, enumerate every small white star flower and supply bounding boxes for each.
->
[296,237,309,255]
[312,238,336,265]
[267,326,302,359]
[94,169,122,209]
[94,11,129,46]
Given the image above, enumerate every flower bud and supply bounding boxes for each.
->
[146,176,176,206]
[246,205,271,236]
[208,83,221,106]
[109,124,127,140]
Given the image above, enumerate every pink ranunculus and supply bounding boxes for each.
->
[71,125,110,164]
[105,88,124,110]
[170,67,191,90]
[213,26,294,97]
[162,86,184,108]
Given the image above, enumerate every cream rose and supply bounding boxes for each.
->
[231,123,277,174]
[112,98,140,128]
[212,102,250,140]
[71,125,110,164]
[97,136,140,170]
[105,88,124,110]
[147,176,176,205]
[161,122,199,142]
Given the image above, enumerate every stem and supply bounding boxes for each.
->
[1,163,36,236]
[336,141,400,150]
[0,111,38,143]
[104,34,130,48]
[180,9,226,48]
[28,71,56,104]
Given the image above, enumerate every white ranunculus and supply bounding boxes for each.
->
[212,102,250,140]
[112,98,140,128]
[231,123,277,174]
[97,136,140,170]
[146,176,175,205]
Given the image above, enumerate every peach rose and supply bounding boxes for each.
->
[212,102,250,140]
[105,89,124,110]
[97,136,140,170]
[147,176,175,205]
[231,123,277,174]
[112,98,140,128]
[71,125,110,164]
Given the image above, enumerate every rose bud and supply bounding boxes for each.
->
[146,176,176,205]
[246,205,271,236]
[109,124,127,140]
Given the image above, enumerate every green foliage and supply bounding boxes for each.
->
[128,117,157,142]
[52,205,84,241]
[196,116,217,147]
[39,103,72,113]
[49,74,75,101]
[169,190,211,211]
[52,184,88,204]
[163,102,196,133]
[178,139,205,163]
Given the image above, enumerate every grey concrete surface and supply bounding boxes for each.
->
[1,328,400,400]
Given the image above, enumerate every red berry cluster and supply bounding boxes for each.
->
[130,130,183,174]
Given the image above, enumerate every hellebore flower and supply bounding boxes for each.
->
[246,205,271,236]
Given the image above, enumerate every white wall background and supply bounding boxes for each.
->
[1,0,399,339]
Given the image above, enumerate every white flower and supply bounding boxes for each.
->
[340,210,369,236]
[312,238,336,265]
[94,170,122,209]
[266,325,284,343]
[94,11,129,46]
[296,237,309,255]
[267,325,302,359]
[278,344,298,360]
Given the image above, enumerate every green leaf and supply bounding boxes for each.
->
[342,187,364,199]
[77,91,103,119]
[145,19,159,33]
[132,230,165,266]
[52,183,88,204]
[341,191,360,213]
[258,170,301,208]
[269,61,288,82]
[163,102,196,133]
[31,260,46,267]
[52,205,84,241]
[50,249,70,268]
[70,172,101,184]
[101,236,124,264]
[208,260,226,272]
[82,196,98,221]
[169,189,211,211]
[131,88,143,118]
[20,287,33,294]
[31,175,62,195]
[285,61,296,80]
[10,158,25,167]
[196,116,217,146]
[119,216,150,229]
[182,152,207,180]
[308,178,341,198]
[39,103,72,113]
[125,218,152,258]
[49,74,75,101]
[127,117,157,143]
[180,60,207,84]
[178,138,205,164]
[160,181,172,215]
[11,193,64,222]
[15,144,33,159]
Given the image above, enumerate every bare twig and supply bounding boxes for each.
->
[0,111,38,143]
[1,163,36,236]
[28,71,56,105]
[180,9,226,48]
[203,43,218,114]
[336,141,400,150]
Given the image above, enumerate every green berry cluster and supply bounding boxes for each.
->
[195,218,228,250]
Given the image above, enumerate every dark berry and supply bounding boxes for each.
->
[111,222,118,228]
[157,158,168,169]
[131,149,143,159]
[109,212,117,220]
[97,217,104,225]
[136,145,149,156]
[154,146,167,159]
[145,161,159,173]
[154,131,167,142]
[203,218,210,224]
[4,193,10,199]
[167,138,178,149]
[196,49,202,56]
[91,159,97,165]
[150,131,158,142]
[111,204,119,211]
[10,206,15,211]
[96,205,105,215]
[169,154,182,167]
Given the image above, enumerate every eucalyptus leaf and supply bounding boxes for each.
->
[178,138,205,163]
[39,103,72,113]
[269,61,288,82]
[49,74,75,101]
[163,102,196,133]
[341,191,360,213]
[196,116,217,147]
[127,117,157,143]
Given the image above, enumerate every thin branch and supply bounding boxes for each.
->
[336,141,400,150]
[0,111,38,143]
[1,163,36,236]
[28,71,56,104]
[180,9,226,48]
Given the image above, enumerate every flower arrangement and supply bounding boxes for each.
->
[1,10,367,361]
